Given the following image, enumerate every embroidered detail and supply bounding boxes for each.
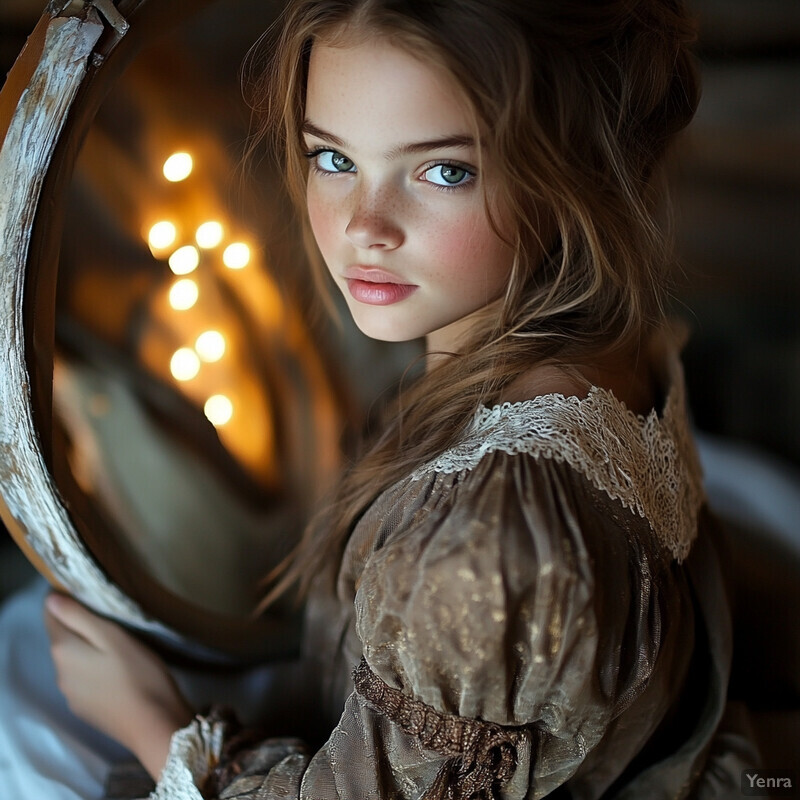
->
[353,657,522,799]
[409,354,703,562]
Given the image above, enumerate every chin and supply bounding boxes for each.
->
[349,313,425,344]
[355,323,421,344]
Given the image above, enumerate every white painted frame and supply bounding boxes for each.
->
[0,1,192,644]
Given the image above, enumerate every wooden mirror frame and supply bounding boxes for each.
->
[0,0,300,662]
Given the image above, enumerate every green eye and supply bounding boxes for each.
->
[423,164,472,187]
[316,150,356,172]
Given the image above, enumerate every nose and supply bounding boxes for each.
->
[345,186,404,250]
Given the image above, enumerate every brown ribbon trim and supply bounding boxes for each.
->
[353,657,523,800]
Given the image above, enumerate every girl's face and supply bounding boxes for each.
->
[303,35,514,353]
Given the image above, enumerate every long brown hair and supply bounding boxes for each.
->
[246,0,700,601]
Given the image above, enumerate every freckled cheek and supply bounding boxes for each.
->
[306,188,342,259]
[424,211,511,290]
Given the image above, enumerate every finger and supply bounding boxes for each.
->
[43,600,69,643]
[44,593,110,650]
[44,604,94,656]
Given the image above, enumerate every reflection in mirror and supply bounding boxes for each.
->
[48,2,349,625]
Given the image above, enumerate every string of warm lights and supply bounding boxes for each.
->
[144,151,253,428]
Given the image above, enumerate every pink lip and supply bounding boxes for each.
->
[346,279,417,305]
[343,266,417,306]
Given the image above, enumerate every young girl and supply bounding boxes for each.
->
[45,0,759,796]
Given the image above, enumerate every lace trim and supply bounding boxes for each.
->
[353,657,522,800]
[410,354,703,562]
[150,716,225,800]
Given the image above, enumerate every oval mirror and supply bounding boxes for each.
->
[0,0,360,662]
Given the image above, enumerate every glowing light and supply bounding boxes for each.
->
[169,279,199,311]
[223,242,250,269]
[163,152,193,182]
[168,245,199,275]
[195,330,226,362]
[148,221,177,251]
[204,394,233,426]
[196,221,224,249]
[170,348,200,381]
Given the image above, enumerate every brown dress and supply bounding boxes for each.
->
[150,344,759,799]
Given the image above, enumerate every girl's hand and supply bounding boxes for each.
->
[44,593,194,780]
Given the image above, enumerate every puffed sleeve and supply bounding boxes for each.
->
[350,452,693,796]
[151,451,696,799]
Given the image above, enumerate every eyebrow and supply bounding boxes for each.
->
[302,121,475,158]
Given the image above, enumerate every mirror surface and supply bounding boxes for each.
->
[48,0,348,623]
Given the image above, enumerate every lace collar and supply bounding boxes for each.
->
[411,347,704,562]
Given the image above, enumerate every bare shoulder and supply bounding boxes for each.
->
[502,347,657,417]
[503,364,591,404]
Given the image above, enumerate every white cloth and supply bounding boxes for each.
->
[0,578,127,799]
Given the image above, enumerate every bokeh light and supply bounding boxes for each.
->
[170,348,200,381]
[223,242,250,269]
[204,394,233,426]
[168,245,200,275]
[168,279,199,311]
[148,221,177,252]
[163,152,193,182]
[195,330,226,362]
[196,221,224,249]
